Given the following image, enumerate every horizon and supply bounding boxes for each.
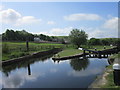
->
[2,29,119,40]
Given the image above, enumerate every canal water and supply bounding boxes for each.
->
[1,55,109,88]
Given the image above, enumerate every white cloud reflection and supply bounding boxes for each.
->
[2,72,45,88]
[68,68,103,77]
[50,68,58,73]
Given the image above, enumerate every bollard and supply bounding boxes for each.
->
[95,48,97,51]
[113,63,120,86]
[104,46,106,49]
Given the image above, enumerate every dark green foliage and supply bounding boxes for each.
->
[101,39,110,45]
[38,34,52,41]
[2,29,34,41]
[88,38,102,45]
[88,38,120,46]
[69,29,88,48]
[2,29,66,43]
[101,38,120,46]
[2,43,9,54]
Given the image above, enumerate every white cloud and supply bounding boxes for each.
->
[88,28,118,39]
[103,17,118,30]
[0,9,21,24]
[88,30,105,39]
[0,8,41,26]
[50,27,73,36]
[86,16,118,39]
[68,68,103,77]
[0,5,4,11]
[31,25,118,38]
[64,13,101,21]
[16,16,41,26]
[33,27,73,36]
[47,21,55,25]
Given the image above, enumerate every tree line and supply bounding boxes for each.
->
[69,29,120,47]
[88,38,120,46]
[2,29,65,43]
[2,29,120,47]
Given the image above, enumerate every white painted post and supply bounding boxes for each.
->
[113,62,120,86]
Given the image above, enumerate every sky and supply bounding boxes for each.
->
[0,2,118,38]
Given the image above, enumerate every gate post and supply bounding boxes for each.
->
[26,37,29,52]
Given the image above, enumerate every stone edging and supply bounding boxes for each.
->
[88,57,115,88]
[2,48,62,66]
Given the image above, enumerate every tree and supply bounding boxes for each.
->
[69,29,88,48]
[70,58,89,71]
[101,39,110,45]
[88,38,102,45]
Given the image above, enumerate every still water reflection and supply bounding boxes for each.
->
[1,55,109,88]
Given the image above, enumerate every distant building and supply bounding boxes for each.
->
[110,44,113,47]
[34,37,41,42]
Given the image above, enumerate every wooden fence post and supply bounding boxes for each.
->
[26,41,29,52]
[26,37,29,52]
[83,50,85,55]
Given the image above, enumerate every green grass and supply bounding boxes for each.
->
[109,53,120,59]
[2,51,29,60]
[100,52,120,88]
[81,45,112,51]
[55,45,111,58]
[101,65,120,88]
[57,49,82,57]
[2,41,64,61]
[2,41,64,49]
[2,42,113,60]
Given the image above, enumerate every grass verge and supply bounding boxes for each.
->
[2,42,113,60]
[93,53,120,88]
[2,42,64,61]
[57,49,82,57]
[100,65,120,88]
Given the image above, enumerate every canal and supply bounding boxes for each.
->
[1,54,109,88]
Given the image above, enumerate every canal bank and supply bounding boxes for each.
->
[89,54,120,88]
[2,48,62,66]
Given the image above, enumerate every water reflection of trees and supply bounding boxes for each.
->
[70,57,89,71]
[2,54,53,76]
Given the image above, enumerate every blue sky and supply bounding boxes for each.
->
[0,2,118,38]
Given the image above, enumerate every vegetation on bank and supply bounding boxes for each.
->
[2,42,64,61]
[56,49,83,57]
[2,41,114,61]
[93,53,120,88]
[90,53,120,88]
[100,65,120,88]
[54,45,113,58]
[109,53,120,59]
[82,45,112,51]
